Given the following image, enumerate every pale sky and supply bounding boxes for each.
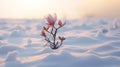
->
[0,0,120,19]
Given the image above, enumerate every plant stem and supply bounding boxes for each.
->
[53,28,58,48]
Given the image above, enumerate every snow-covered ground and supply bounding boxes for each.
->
[0,17,120,67]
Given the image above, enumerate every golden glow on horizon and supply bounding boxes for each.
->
[0,0,64,19]
[0,0,120,19]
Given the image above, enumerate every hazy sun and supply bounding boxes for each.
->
[19,0,63,19]
[22,0,50,8]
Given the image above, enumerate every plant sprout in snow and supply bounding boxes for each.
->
[41,14,66,49]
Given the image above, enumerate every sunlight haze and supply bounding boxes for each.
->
[0,0,120,19]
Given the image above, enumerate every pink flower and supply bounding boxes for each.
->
[45,13,57,26]
[41,29,46,37]
[58,20,63,27]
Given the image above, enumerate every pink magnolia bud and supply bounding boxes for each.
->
[58,20,63,27]
[45,14,57,26]
[41,29,46,37]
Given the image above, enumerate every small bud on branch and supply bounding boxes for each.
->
[41,29,46,37]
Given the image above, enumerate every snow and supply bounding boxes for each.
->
[0,18,120,67]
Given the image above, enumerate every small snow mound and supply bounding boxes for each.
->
[41,50,75,62]
[0,45,21,55]
[110,19,120,30]
[6,51,18,62]
[40,47,53,53]
[95,28,107,37]
[109,50,120,57]
[5,51,24,67]
[10,30,24,37]
[94,45,116,52]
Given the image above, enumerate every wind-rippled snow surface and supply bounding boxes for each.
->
[0,18,120,67]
